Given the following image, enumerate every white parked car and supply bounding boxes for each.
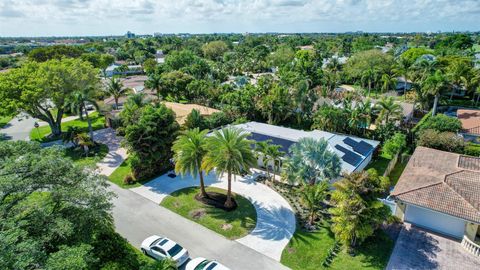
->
[140,235,189,267]
[185,257,230,270]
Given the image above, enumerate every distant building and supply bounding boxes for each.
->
[125,31,136,39]
[153,32,162,37]
[395,77,413,94]
[155,50,165,64]
[105,63,143,77]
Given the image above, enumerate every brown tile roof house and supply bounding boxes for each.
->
[457,109,480,136]
[391,147,480,223]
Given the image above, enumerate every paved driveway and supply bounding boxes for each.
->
[130,172,296,261]
[387,225,480,270]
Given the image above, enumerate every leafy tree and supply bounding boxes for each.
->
[329,170,391,252]
[393,57,413,97]
[267,45,295,68]
[28,45,84,62]
[257,83,293,125]
[417,114,462,133]
[381,132,406,158]
[204,111,233,129]
[124,104,180,180]
[298,182,329,226]
[344,49,393,84]
[160,71,194,101]
[282,138,341,185]
[400,48,434,63]
[143,58,158,75]
[104,77,128,109]
[202,41,229,60]
[202,127,256,208]
[119,93,148,128]
[172,128,210,198]
[145,74,163,100]
[312,105,348,133]
[0,59,99,136]
[417,129,465,153]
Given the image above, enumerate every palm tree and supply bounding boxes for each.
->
[266,144,284,182]
[255,140,271,178]
[67,87,99,141]
[423,70,449,116]
[255,140,284,181]
[172,128,210,198]
[393,57,413,98]
[282,137,341,186]
[446,61,470,100]
[375,97,403,125]
[299,182,329,226]
[145,74,163,100]
[361,68,378,96]
[380,73,396,93]
[203,128,256,208]
[75,132,94,156]
[104,77,127,109]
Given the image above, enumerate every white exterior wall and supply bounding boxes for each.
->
[355,153,373,172]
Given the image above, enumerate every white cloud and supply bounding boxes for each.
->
[0,0,478,36]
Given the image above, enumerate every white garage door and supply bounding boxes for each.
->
[405,205,465,239]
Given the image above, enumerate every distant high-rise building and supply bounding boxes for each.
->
[153,32,162,37]
[125,31,135,38]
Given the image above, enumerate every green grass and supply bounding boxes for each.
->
[366,153,392,176]
[161,186,257,239]
[108,158,140,188]
[281,227,394,270]
[0,115,13,128]
[388,160,408,186]
[29,111,105,142]
[64,143,109,168]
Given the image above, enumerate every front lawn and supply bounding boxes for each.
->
[161,186,257,239]
[29,111,105,142]
[281,227,394,270]
[388,159,408,186]
[64,143,109,168]
[108,158,158,188]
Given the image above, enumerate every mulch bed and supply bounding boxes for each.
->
[194,191,238,212]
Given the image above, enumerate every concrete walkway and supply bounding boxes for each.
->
[130,171,296,261]
[93,128,128,176]
[387,224,480,270]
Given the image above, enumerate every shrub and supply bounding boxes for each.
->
[417,114,462,133]
[123,174,136,185]
[464,143,480,157]
[417,129,465,153]
[382,132,407,158]
[184,109,206,130]
[205,111,233,129]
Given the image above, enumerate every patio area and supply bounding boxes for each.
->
[130,170,296,261]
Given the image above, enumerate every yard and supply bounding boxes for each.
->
[281,226,394,270]
[365,153,391,176]
[160,186,257,239]
[108,158,159,188]
[29,111,105,142]
[64,143,109,167]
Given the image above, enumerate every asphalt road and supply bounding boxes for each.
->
[110,183,290,270]
[0,113,37,141]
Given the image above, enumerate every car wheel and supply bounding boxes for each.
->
[141,248,147,255]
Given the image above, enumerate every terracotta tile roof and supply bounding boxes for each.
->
[391,146,480,223]
[457,109,480,135]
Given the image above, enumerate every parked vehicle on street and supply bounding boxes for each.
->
[140,235,189,267]
[185,257,230,270]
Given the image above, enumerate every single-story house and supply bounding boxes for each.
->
[103,76,155,108]
[457,109,480,138]
[395,77,413,93]
[391,147,480,255]
[105,63,143,77]
[231,121,379,176]
[155,50,165,64]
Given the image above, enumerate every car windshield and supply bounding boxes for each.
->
[149,238,162,247]
[167,244,183,257]
[206,262,218,270]
[194,260,211,270]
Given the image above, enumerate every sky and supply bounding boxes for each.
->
[0,0,479,37]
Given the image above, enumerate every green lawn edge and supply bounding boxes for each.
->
[161,186,257,239]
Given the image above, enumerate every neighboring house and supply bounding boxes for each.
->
[395,77,413,94]
[105,63,143,77]
[457,109,480,139]
[230,121,379,176]
[322,55,348,68]
[103,75,155,108]
[155,50,165,64]
[391,147,480,256]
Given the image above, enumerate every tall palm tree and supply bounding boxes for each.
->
[145,74,163,100]
[104,77,127,109]
[172,128,209,198]
[266,144,284,182]
[423,70,449,116]
[380,73,396,93]
[361,68,378,96]
[203,128,256,208]
[299,181,329,226]
[393,57,413,98]
[67,87,99,141]
[375,97,403,125]
[446,61,470,100]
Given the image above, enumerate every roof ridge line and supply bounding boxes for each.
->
[392,182,444,197]
[444,170,480,212]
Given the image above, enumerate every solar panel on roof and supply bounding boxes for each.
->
[335,144,362,166]
[343,137,358,147]
[353,141,374,156]
[249,132,295,153]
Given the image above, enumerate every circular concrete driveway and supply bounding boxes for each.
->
[130,171,297,261]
